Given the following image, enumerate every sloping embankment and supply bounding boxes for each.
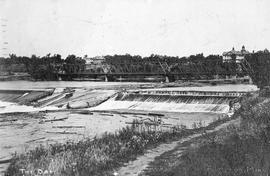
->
[36,89,117,109]
[0,89,54,105]
[0,88,117,113]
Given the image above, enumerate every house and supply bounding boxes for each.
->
[84,56,105,65]
[84,56,106,72]
[222,46,250,63]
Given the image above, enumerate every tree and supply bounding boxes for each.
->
[245,52,270,88]
[64,55,86,74]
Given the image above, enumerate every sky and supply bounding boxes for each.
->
[0,0,270,57]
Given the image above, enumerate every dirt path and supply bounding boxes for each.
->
[116,118,239,176]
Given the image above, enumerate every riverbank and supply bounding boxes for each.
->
[5,113,233,176]
[140,90,270,176]
[0,89,54,105]
[0,73,32,81]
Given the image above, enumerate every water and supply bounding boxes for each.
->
[91,89,248,113]
[0,111,133,173]
[91,96,230,113]
[0,82,258,114]
[115,93,233,104]
[0,100,58,114]
[0,81,145,114]
[0,81,147,90]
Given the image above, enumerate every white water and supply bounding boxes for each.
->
[0,81,145,114]
[91,99,230,113]
[0,100,59,114]
[90,84,258,113]
[0,82,258,114]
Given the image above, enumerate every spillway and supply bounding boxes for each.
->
[92,90,245,113]
[0,89,54,105]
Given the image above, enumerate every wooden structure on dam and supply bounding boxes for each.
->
[134,90,248,98]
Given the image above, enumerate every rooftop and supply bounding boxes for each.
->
[223,46,250,56]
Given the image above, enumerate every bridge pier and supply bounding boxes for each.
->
[165,75,175,83]
[165,76,170,83]
[104,75,113,82]
[248,76,253,84]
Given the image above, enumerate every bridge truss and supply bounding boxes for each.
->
[60,58,252,81]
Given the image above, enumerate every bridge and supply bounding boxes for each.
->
[58,71,230,82]
[58,59,252,82]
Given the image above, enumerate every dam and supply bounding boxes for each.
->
[0,89,54,105]
[0,83,257,114]
[92,89,248,114]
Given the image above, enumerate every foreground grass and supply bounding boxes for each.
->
[5,114,232,176]
[6,120,197,176]
[144,91,270,176]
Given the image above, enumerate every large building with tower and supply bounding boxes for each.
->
[222,46,250,63]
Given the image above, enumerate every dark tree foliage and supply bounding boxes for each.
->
[0,54,64,80]
[27,54,64,80]
[103,53,227,77]
[245,52,270,88]
[2,51,268,83]
[63,55,86,74]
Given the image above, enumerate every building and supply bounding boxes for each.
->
[84,56,105,65]
[84,56,107,72]
[222,46,250,63]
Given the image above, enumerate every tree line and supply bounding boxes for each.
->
[0,54,85,80]
[0,51,270,88]
[245,51,270,88]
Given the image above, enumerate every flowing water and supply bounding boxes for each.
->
[92,92,238,113]
[0,81,147,114]
[0,81,147,90]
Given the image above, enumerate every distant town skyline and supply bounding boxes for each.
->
[0,0,270,57]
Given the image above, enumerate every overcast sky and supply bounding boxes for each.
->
[0,0,270,57]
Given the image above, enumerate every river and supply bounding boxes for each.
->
[0,81,149,90]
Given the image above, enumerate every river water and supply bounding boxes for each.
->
[0,81,150,114]
[0,81,148,90]
[0,81,258,114]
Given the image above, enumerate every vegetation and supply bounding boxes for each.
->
[6,121,192,176]
[0,54,84,81]
[104,54,234,79]
[245,51,270,88]
[0,52,253,81]
[143,90,270,176]
[1,50,269,84]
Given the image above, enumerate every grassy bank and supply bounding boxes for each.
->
[143,91,270,176]
[5,113,232,176]
[5,120,193,176]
